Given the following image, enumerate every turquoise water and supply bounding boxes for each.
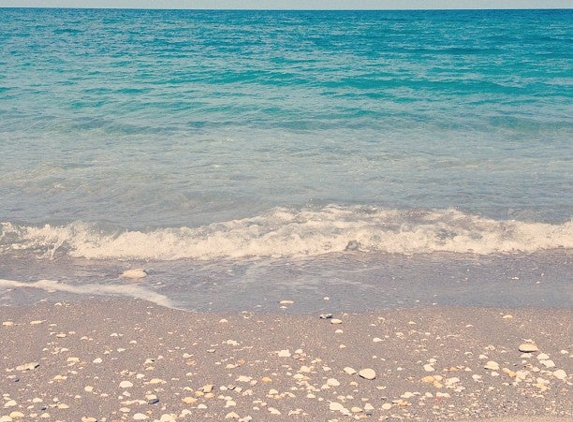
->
[0,9,572,310]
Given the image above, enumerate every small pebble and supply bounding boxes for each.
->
[484,361,500,371]
[358,368,376,380]
[326,378,340,387]
[329,402,345,411]
[344,367,357,375]
[122,269,148,279]
[16,362,40,371]
[519,343,539,353]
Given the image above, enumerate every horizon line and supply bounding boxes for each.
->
[1,6,572,10]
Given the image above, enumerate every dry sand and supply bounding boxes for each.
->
[1,298,571,421]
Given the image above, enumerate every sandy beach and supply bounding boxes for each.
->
[1,298,571,421]
[2,5,573,422]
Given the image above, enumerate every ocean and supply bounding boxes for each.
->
[0,8,571,311]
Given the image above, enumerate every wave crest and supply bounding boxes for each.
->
[2,206,572,260]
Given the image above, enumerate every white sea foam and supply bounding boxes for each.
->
[1,207,572,260]
[0,278,175,309]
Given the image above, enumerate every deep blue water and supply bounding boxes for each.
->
[0,9,572,310]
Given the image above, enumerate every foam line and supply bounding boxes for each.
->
[2,207,573,260]
[0,278,176,309]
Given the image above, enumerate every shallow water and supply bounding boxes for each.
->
[1,9,572,310]
[1,250,571,312]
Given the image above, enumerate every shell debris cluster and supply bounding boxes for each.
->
[1,302,571,421]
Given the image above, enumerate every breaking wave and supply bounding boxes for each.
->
[1,206,572,260]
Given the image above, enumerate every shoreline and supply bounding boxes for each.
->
[2,248,572,313]
[1,298,571,421]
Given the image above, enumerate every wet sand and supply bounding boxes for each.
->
[1,298,572,421]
